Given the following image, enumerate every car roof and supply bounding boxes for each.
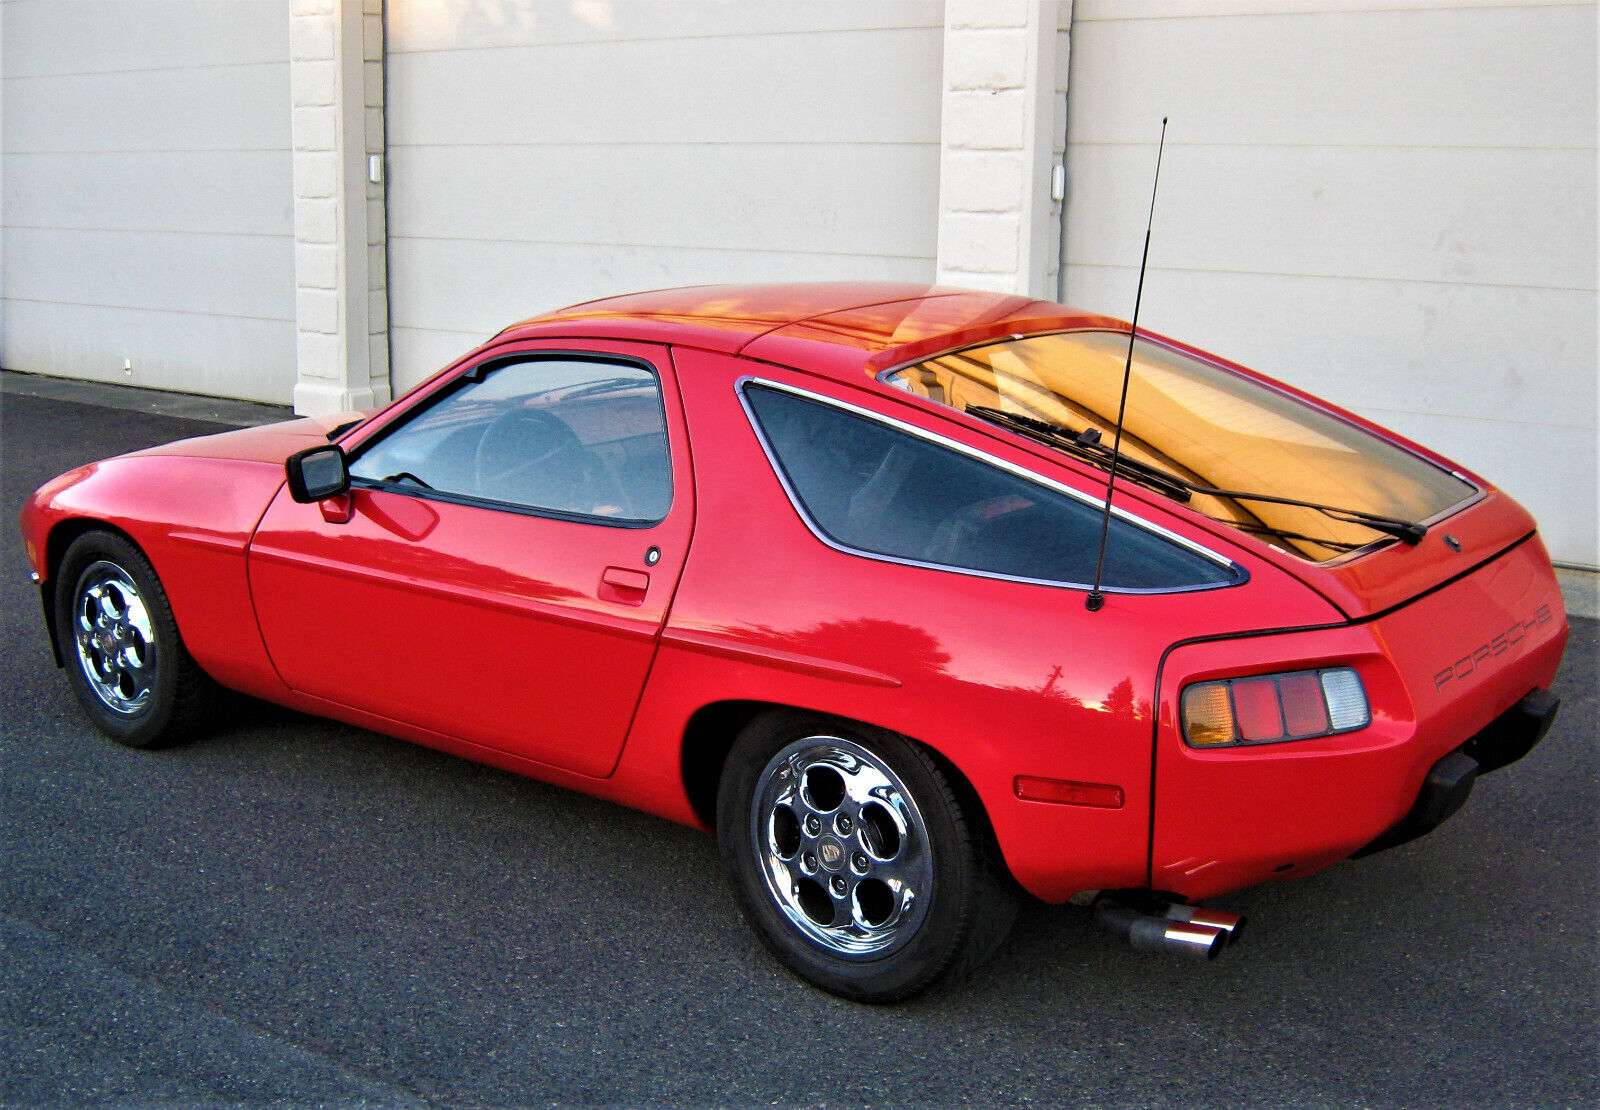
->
[498,282,1127,383]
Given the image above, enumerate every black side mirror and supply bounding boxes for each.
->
[286,444,350,503]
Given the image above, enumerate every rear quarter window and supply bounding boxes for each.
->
[742,383,1239,592]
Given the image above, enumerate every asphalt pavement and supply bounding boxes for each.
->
[2,378,1596,1109]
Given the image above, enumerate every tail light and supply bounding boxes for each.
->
[1182,667,1371,748]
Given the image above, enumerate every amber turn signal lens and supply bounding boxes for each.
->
[1181,683,1237,746]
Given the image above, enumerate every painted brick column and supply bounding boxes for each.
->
[290,0,391,415]
[936,0,1070,298]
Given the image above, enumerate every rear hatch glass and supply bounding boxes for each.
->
[884,331,1478,564]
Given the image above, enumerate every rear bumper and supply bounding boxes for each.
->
[1150,536,1568,901]
[1354,687,1560,858]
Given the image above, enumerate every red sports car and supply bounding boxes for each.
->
[21,283,1567,1001]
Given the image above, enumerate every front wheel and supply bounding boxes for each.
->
[717,712,1016,1002]
[54,530,216,748]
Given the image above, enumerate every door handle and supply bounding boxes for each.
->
[599,566,650,606]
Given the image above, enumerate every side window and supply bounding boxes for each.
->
[743,383,1236,590]
[349,357,672,523]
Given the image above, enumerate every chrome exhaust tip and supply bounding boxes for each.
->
[1144,920,1226,960]
[1164,903,1245,945]
[1092,897,1228,961]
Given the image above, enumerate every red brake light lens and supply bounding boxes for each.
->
[1230,677,1284,741]
[1279,672,1331,736]
[1181,667,1370,748]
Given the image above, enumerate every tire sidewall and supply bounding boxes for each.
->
[55,532,183,748]
[717,711,981,1002]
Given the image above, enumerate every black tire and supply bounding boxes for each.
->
[54,530,217,749]
[717,710,1016,1002]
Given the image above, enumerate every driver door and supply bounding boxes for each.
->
[247,339,692,778]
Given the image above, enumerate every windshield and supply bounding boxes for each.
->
[884,331,1477,562]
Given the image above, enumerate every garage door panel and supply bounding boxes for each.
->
[2,300,294,404]
[1061,265,1596,434]
[387,142,938,258]
[1067,3,1593,150]
[387,28,942,148]
[1066,143,1595,290]
[2,0,287,78]
[1062,262,1596,564]
[386,5,944,399]
[390,0,942,53]
[1063,0,1595,568]
[5,151,293,238]
[5,228,293,322]
[5,66,291,154]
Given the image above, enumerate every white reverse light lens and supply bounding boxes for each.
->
[1320,668,1371,731]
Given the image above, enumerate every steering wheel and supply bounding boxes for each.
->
[474,409,583,500]
[473,407,633,516]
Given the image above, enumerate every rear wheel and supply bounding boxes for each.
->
[717,711,1016,1001]
[55,531,216,748]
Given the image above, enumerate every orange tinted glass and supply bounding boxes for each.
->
[887,332,1476,561]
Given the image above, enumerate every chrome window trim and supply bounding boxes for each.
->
[737,376,1246,595]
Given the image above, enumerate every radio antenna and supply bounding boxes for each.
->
[1086,117,1167,613]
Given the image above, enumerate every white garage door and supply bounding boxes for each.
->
[1061,0,1597,568]
[384,1,945,392]
[1,0,296,404]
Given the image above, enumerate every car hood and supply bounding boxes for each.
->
[128,412,366,465]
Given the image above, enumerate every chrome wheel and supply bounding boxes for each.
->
[750,735,933,959]
[71,560,157,715]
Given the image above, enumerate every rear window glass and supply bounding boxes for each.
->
[884,332,1477,562]
[743,384,1238,592]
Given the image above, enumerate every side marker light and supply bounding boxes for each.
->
[1014,776,1125,809]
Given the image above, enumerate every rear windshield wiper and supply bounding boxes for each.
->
[963,405,1427,546]
[964,406,1195,502]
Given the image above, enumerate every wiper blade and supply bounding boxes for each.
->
[963,404,1427,546]
[1193,485,1427,546]
[964,406,1194,502]
[382,471,433,489]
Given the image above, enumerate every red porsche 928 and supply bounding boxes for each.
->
[21,284,1567,1000]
